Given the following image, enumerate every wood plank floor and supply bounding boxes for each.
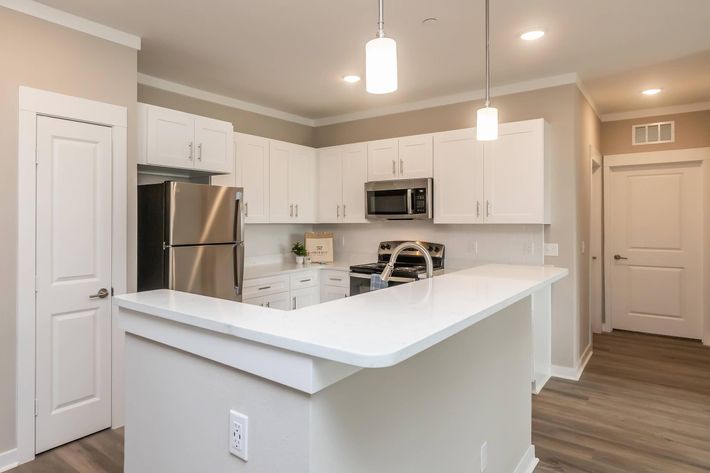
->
[535,331,710,473]
[9,331,710,473]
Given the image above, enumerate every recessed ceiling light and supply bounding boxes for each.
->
[342,75,361,84]
[642,88,662,96]
[520,30,545,41]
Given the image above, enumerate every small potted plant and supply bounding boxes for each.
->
[291,241,308,265]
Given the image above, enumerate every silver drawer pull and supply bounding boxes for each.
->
[89,288,109,299]
[300,279,311,283]
[258,286,271,291]
[329,277,342,282]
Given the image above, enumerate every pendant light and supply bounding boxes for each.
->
[477,0,498,141]
[366,0,398,94]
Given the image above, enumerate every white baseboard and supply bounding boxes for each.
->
[551,344,593,381]
[513,445,539,473]
[0,448,18,473]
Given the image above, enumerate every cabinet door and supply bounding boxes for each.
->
[237,133,270,224]
[265,292,292,311]
[290,146,317,223]
[146,106,195,169]
[321,285,349,302]
[398,134,433,179]
[483,120,545,223]
[268,140,292,223]
[341,143,368,223]
[433,129,484,224]
[292,286,320,310]
[317,147,343,223]
[194,117,233,173]
[367,138,399,181]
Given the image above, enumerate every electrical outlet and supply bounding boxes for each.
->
[229,410,248,461]
[544,243,559,257]
[480,441,488,472]
[468,240,479,255]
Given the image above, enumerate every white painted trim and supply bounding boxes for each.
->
[313,73,580,126]
[601,101,710,122]
[138,72,581,128]
[513,445,539,473]
[137,73,315,127]
[576,78,600,117]
[16,87,128,464]
[551,344,593,381]
[605,147,710,168]
[0,0,140,50]
[0,449,18,472]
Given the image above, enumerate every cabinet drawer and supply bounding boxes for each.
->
[243,275,289,298]
[242,292,290,311]
[321,270,349,288]
[290,270,319,290]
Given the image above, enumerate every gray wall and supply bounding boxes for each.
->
[0,6,137,453]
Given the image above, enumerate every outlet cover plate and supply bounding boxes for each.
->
[229,409,248,461]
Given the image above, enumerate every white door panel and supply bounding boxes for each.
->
[237,134,270,223]
[341,143,368,223]
[290,146,316,222]
[367,139,398,181]
[146,106,194,169]
[318,148,342,223]
[194,117,233,173]
[269,141,291,222]
[608,162,702,338]
[398,134,433,179]
[36,117,113,453]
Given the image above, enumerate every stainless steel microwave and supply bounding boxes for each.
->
[365,178,433,220]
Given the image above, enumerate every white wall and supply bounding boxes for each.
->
[315,222,544,268]
[244,224,315,264]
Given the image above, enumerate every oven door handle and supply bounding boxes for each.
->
[349,272,418,284]
[406,189,413,214]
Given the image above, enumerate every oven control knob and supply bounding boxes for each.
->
[380,244,387,250]
[385,244,391,250]
[428,245,434,252]
[434,246,440,252]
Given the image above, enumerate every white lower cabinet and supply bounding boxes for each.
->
[291,286,320,310]
[320,269,350,302]
[243,268,345,310]
[321,285,349,302]
[243,292,291,310]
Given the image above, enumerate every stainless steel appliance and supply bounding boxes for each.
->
[365,178,433,220]
[137,182,245,301]
[349,240,445,295]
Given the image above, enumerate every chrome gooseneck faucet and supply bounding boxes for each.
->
[380,241,434,282]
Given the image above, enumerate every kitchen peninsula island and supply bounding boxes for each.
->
[114,264,567,473]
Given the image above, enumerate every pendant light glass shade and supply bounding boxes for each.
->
[366,36,398,94]
[476,106,498,141]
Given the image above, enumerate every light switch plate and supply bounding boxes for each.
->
[544,243,559,257]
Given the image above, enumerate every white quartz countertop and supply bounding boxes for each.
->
[115,264,567,368]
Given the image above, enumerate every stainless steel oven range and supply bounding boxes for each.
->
[349,241,445,295]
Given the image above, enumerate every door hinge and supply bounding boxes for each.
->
[35,399,38,417]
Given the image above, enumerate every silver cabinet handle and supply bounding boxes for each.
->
[337,205,340,218]
[300,279,311,283]
[258,286,271,291]
[290,204,294,217]
[400,159,404,175]
[292,297,296,310]
[244,202,249,217]
[89,288,109,299]
[295,204,299,218]
[266,301,270,308]
[188,142,194,160]
[343,204,347,219]
[486,200,491,217]
[392,160,396,175]
[329,277,342,282]
[476,201,481,218]
[197,143,203,161]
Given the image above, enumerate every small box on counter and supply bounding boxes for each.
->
[305,232,334,263]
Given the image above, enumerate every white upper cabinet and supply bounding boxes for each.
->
[434,129,484,224]
[317,143,368,223]
[367,138,399,181]
[194,117,233,173]
[367,135,433,181]
[269,140,317,223]
[433,119,549,225]
[483,119,548,224]
[139,103,234,174]
[398,134,433,179]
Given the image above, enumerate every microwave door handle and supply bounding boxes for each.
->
[406,189,413,214]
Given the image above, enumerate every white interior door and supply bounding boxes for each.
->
[35,116,113,453]
[607,161,703,339]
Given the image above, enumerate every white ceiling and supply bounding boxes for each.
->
[35,0,710,120]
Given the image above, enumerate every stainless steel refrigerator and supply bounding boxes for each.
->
[137,182,244,301]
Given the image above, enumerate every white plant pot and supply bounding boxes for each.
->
[295,256,305,265]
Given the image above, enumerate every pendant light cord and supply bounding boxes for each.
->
[377,0,385,38]
[484,0,491,107]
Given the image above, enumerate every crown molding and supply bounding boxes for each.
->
[0,0,141,49]
[575,78,600,118]
[600,101,710,122]
[312,73,580,126]
[138,74,316,126]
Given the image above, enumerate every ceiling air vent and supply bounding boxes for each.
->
[632,121,674,145]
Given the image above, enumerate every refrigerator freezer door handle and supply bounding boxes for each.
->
[234,242,245,298]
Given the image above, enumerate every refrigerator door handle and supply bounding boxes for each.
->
[234,242,245,298]
[235,190,245,243]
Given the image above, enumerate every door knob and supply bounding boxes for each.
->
[89,288,109,299]
[613,254,628,261]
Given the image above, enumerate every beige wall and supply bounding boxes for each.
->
[0,7,137,453]
[312,84,586,369]
[575,91,602,360]
[602,109,710,156]
[138,85,315,147]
